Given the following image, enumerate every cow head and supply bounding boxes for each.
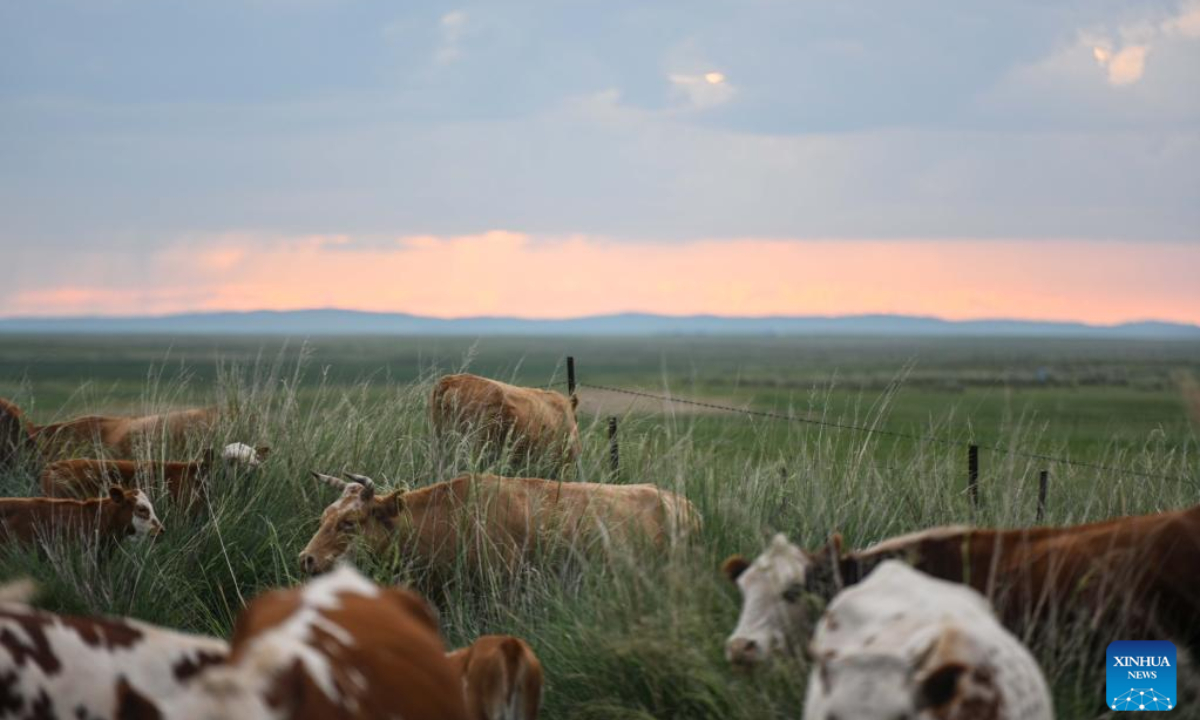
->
[109,485,165,539]
[201,443,270,471]
[722,533,843,666]
[805,627,996,720]
[299,472,406,575]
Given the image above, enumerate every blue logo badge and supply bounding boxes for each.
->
[1107,641,1177,712]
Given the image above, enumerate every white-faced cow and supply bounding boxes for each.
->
[0,584,228,720]
[115,565,469,720]
[0,486,163,546]
[40,443,269,506]
[431,374,580,475]
[447,635,543,720]
[802,560,1053,720]
[723,504,1200,665]
[298,473,697,575]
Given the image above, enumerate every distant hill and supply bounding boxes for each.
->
[1,310,1198,339]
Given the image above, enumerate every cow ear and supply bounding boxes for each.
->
[374,492,405,519]
[826,532,844,557]
[721,555,750,583]
[570,393,579,411]
[108,486,125,503]
[916,663,966,709]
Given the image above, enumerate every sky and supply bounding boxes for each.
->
[2,0,1198,324]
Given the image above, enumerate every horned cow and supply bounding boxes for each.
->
[298,472,698,575]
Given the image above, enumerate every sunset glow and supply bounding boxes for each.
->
[5,234,1198,325]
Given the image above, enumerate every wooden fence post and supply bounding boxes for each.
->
[567,356,576,396]
[1036,470,1048,522]
[608,416,619,477]
[967,444,980,510]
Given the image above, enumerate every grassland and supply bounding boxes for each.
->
[1,333,1198,719]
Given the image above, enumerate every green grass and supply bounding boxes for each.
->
[1,334,1198,719]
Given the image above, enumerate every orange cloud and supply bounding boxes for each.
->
[5,234,1199,325]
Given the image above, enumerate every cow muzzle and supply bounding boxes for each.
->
[726,637,766,667]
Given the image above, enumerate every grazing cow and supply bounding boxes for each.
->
[724,504,1200,664]
[0,584,228,720]
[40,443,269,504]
[33,406,218,458]
[298,473,697,575]
[0,398,36,472]
[447,635,543,720]
[0,486,163,546]
[115,565,470,720]
[431,374,580,474]
[802,561,1053,720]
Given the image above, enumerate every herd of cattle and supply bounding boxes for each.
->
[0,372,1197,719]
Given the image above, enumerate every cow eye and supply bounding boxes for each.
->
[781,582,804,603]
[136,507,149,518]
[337,520,356,532]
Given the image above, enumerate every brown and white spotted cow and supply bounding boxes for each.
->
[724,503,1200,665]
[0,585,228,720]
[447,635,543,720]
[115,565,469,720]
[39,443,269,505]
[0,486,163,546]
[802,561,1053,720]
[32,406,218,458]
[298,472,698,575]
[431,374,580,474]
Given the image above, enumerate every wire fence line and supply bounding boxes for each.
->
[568,380,1195,485]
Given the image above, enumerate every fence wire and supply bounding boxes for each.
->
[571,381,1195,485]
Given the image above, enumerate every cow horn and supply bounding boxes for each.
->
[342,472,376,490]
[311,471,347,490]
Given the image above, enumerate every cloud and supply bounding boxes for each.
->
[1092,43,1149,85]
[4,234,1199,325]
[435,10,469,64]
[666,71,734,111]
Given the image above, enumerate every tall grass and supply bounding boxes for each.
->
[0,352,1196,719]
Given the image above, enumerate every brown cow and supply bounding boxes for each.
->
[0,486,163,545]
[40,443,269,504]
[723,504,1200,665]
[115,565,470,720]
[431,374,580,475]
[0,397,37,472]
[447,635,543,720]
[298,472,698,575]
[33,406,218,458]
[0,583,228,720]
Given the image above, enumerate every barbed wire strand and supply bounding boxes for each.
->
[570,381,1194,485]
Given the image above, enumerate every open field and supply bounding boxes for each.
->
[1,333,1198,718]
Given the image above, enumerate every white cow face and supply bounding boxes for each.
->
[220,443,270,468]
[723,533,813,666]
[129,489,165,539]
